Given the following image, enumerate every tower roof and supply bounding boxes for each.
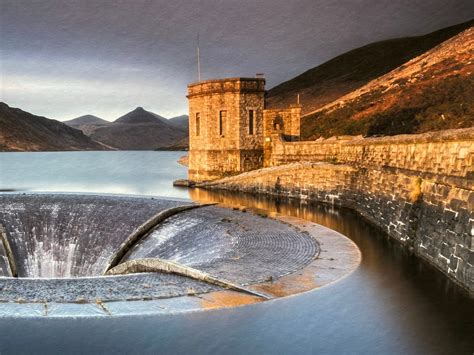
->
[187,77,265,98]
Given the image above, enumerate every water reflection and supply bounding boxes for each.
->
[189,188,345,231]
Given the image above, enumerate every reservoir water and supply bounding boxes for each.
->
[0,151,473,354]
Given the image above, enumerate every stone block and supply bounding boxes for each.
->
[449,256,459,272]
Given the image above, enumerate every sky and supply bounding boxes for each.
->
[1,0,473,121]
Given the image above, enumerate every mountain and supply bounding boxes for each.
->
[63,115,111,136]
[114,107,167,124]
[300,26,474,139]
[0,103,108,151]
[266,19,474,116]
[64,115,110,126]
[87,107,187,150]
[167,115,189,131]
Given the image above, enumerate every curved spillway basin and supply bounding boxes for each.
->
[0,194,189,278]
[0,193,360,317]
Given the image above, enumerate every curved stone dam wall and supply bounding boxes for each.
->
[198,128,474,294]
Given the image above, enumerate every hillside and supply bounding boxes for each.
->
[266,19,474,116]
[167,115,189,131]
[0,103,107,151]
[155,136,189,151]
[300,26,474,139]
[88,107,187,150]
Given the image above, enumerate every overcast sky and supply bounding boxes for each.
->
[1,0,473,121]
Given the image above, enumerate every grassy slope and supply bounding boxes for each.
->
[301,26,474,139]
[266,19,473,118]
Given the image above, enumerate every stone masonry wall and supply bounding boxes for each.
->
[267,128,473,185]
[199,128,474,294]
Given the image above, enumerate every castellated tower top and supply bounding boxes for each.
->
[187,77,266,98]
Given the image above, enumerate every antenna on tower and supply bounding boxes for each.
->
[197,34,201,82]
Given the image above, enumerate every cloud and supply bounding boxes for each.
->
[1,57,188,120]
[1,0,473,120]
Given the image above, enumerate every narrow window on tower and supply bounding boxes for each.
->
[219,110,227,136]
[195,112,200,136]
[248,110,254,135]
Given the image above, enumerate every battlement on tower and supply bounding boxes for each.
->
[187,77,266,98]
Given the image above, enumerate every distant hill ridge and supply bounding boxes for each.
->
[82,107,188,150]
[61,108,189,150]
[167,115,189,131]
[0,103,189,151]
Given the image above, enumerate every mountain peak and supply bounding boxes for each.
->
[114,107,167,124]
[64,115,110,126]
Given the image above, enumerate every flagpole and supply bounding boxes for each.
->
[197,34,201,82]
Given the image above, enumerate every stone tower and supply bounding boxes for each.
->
[262,104,302,166]
[187,77,266,182]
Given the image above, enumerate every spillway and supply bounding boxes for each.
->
[122,206,318,285]
[0,193,334,309]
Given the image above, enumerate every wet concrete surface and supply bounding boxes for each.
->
[0,273,219,303]
[124,206,319,285]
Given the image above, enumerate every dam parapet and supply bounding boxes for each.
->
[266,127,473,186]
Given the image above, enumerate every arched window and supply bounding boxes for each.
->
[273,116,284,131]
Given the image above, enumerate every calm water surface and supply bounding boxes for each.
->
[0,151,472,354]
[0,151,189,198]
